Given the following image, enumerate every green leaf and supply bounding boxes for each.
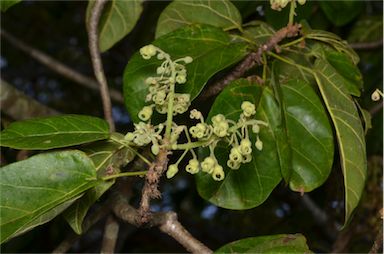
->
[0,0,21,12]
[215,234,312,253]
[355,101,372,135]
[242,21,275,46]
[303,27,359,64]
[319,1,363,26]
[63,181,113,234]
[0,150,98,243]
[196,79,282,209]
[348,16,383,43]
[123,24,248,122]
[155,0,242,38]
[86,0,143,52]
[314,58,367,224]
[325,51,363,96]
[281,79,334,192]
[63,137,135,234]
[0,115,110,150]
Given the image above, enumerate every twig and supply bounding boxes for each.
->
[369,223,383,253]
[0,29,124,104]
[113,194,212,254]
[87,0,115,131]
[101,215,120,254]
[200,23,301,99]
[349,39,383,50]
[138,147,169,223]
[1,79,59,120]
[52,204,111,254]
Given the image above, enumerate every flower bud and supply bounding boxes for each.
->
[151,143,159,155]
[186,159,200,174]
[201,156,216,174]
[212,114,226,124]
[213,121,229,137]
[166,164,179,179]
[227,159,240,170]
[212,165,225,181]
[240,139,252,155]
[371,89,382,101]
[190,109,202,119]
[125,132,135,141]
[138,106,153,121]
[183,56,193,64]
[252,124,260,133]
[229,146,243,163]
[297,0,306,5]
[176,74,186,84]
[241,101,256,117]
[255,137,263,151]
[140,44,157,59]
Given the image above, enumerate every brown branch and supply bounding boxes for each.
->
[1,79,59,120]
[52,204,111,254]
[349,39,383,50]
[87,0,115,131]
[200,23,301,99]
[0,29,124,104]
[101,215,120,254]
[138,147,169,223]
[369,222,383,253]
[113,194,212,254]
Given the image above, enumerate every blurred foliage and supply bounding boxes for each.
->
[0,1,382,253]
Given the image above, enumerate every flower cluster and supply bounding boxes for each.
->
[166,101,267,181]
[139,44,193,119]
[270,0,306,11]
[125,122,164,155]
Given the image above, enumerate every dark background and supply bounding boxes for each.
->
[1,1,382,253]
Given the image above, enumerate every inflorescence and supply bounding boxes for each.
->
[123,45,268,181]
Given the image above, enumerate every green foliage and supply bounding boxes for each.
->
[123,24,247,122]
[86,0,143,52]
[281,79,334,192]
[63,137,135,234]
[319,1,363,26]
[0,151,98,243]
[156,0,242,38]
[1,0,376,250]
[314,59,367,224]
[215,234,312,253]
[196,79,282,209]
[0,0,21,12]
[0,115,110,150]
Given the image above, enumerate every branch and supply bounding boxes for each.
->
[1,79,59,120]
[138,147,169,223]
[349,39,383,50]
[0,29,124,104]
[113,194,212,254]
[200,23,301,99]
[52,204,111,254]
[87,0,115,131]
[369,219,383,253]
[101,215,120,254]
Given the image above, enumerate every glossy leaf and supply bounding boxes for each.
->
[64,136,135,234]
[215,234,312,253]
[325,51,363,96]
[0,151,98,243]
[155,0,242,38]
[0,0,21,12]
[86,0,143,52]
[314,59,367,224]
[348,16,383,43]
[123,24,248,122]
[242,21,275,46]
[319,1,363,26]
[281,79,334,192]
[196,79,282,209]
[0,115,110,150]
